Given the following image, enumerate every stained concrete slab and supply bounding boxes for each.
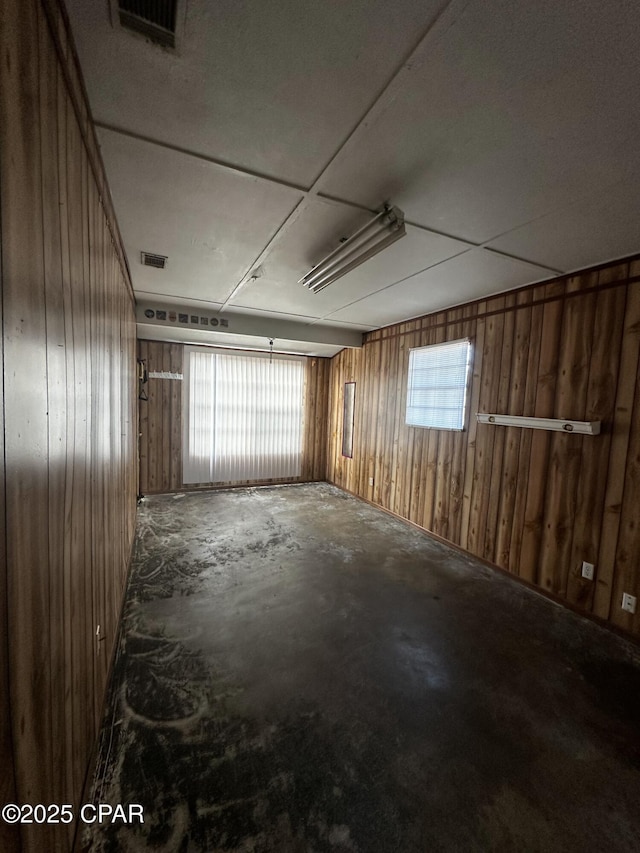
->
[85,483,640,852]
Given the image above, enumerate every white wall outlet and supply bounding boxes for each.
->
[621,593,637,614]
[581,561,595,580]
[369,477,374,486]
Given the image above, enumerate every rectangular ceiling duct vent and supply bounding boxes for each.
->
[118,0,178,48]
[141,251,168,269]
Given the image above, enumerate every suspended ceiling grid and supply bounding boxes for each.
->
[65,0,640,354]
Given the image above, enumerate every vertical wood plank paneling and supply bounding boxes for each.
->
[80,133,94,758]
[420,323,441,533]
[611,317,640,633]
[431,316,453,540]
[315,357,329,480]
[56,58,77,813]
[0,4,20,845]
[161,341,172,489]
[1,1,138,849]
[380,332,397,509]
[448,308,474,544]
[66,78,93,805]
[537,275,595,596]
[566,283,626,609]
[468,301,503,556]
[519,282,565,586]
[595,273,640,621]
[366,339,382,501]
[147,342,160,493]
[0,343,18,853]
[88,167,103,736]
[38,11,70,833]
[0,270,20,853]
[484,295,515,560]
[170,344,183,487]
[400,323,419,523]
[302,359,315,481]
[139,340,149,493]
[508,294,544,577]
[327,262,640,639]
[593,280,640,619]
[495,290,532,568]
[1,0,55,824]
[460,311,484,550]
[390,327,408,517]
[328,357,340,485]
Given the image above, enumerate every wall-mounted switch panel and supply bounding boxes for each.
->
[369,477,374,486]
[621,593,637,614]
[581,561,595,580]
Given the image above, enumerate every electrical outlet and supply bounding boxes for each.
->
[581,561,595,580]
[369,477,374,486]
[621,593,637,614]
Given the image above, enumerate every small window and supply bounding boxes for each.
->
[406,339,471,430]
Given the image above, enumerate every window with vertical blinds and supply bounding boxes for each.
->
[183,347,304,484]
[405,339,471,430]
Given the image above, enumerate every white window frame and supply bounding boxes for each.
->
[405,338,472,431]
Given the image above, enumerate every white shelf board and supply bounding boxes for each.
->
[476,413,601,435]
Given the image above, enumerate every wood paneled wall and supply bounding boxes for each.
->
[138,340,329,494]
[0,184,19,853]
[0,0,138,850]
[327,258,640,638]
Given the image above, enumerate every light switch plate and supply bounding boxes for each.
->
[581,561,595,580]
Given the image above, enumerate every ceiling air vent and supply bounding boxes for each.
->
[141,251,168,269]
[118,0,178,48]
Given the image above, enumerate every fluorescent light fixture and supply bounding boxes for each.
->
[300,205,406,294]
[477,413,601,435]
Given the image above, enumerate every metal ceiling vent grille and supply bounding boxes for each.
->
[141,251,168,269]
[118,0,178,48]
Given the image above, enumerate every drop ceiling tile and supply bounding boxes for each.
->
[98,129,302,303]
[66,0,446,185]
[318,0,640,244]
[326,249,552,327]
[486,179,640,273]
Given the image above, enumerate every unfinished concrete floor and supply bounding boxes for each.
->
[86,483,640,852]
